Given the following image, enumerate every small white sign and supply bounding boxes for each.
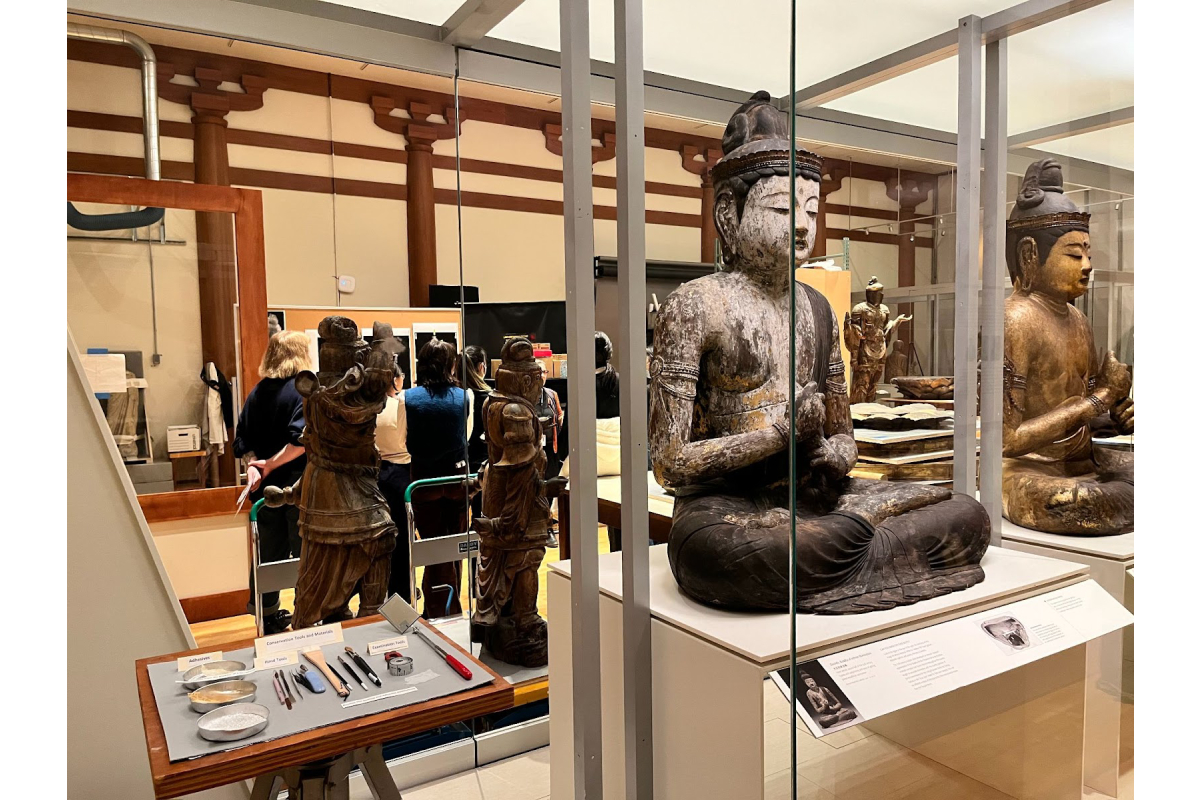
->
[82,353,128,394]
[177,651,222,671]
[253,650,299,671]
[367,635,409,655]
[255,623,344,658]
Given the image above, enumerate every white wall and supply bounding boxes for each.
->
[68,345,244,800]
[67,206,206,461]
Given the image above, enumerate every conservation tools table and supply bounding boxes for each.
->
[134,616,513,799]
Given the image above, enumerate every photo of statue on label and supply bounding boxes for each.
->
[648,92,990,614]
[1002,159,1134,536]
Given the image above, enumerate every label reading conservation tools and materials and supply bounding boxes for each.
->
[254,651,298,671]
[177,651,222,671]
[340,686,418,709]
[367,635,410,655]
[255,623,344,657]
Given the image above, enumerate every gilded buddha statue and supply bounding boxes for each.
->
[648,92,990,614]
[1002,159,1134,535]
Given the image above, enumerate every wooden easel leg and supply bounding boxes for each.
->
[358,744,403,800]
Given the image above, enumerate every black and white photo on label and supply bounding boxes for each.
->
[980,615,1039,654]
[774,660,861,733]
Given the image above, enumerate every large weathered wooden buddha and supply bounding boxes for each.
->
[649,92,990,614]
[1002,159,1134,535]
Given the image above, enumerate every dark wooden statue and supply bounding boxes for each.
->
[470,338,564,666]
[264,316,399,629]
[845,277,910,404]
[649,92,989,614]
[1002,159,1134,535]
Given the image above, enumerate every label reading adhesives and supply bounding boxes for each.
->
[177,651,222,671]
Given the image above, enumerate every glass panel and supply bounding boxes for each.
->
[68,203,235,493]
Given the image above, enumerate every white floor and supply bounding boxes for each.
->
[342,678,1131,800]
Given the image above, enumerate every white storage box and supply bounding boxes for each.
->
[166,425,202,453]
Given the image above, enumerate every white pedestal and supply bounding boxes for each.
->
[549,545,1098,800]
[1002,519,1134,799]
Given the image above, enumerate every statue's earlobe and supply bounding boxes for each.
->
[714,190,739,261]
[1016,237,1038,286]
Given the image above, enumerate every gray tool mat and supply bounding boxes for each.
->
[147,620,494,762]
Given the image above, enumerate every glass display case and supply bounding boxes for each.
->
[66,2,1136,799]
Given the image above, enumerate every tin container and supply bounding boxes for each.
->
[196,703,270,742]
[181,660,249,690]
[188,679,258,713]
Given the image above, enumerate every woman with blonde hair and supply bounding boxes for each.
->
[232,330,312,633]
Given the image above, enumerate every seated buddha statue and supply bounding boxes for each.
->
[1002,159,1134,536]
[648,92,990,614]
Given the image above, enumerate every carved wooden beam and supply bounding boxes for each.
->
[370,95,460,143]
[543,123,618,165]
[885,174,936,210]
[157,64,267,116]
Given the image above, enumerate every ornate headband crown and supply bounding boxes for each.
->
[1006,158,1090,235]
[712,91,823,190]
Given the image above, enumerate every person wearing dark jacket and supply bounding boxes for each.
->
[595,331,620,419]
[405,339,471,618]
[233,330,311,634]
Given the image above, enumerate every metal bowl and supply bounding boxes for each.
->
[181,660,249,690]
[196,702,270,742]
[188,679,258,713]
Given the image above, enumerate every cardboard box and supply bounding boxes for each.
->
[166,424,201,453]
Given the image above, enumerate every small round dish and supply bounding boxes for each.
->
[188,679,258,713]
[182,660,248,690]
[196,703,270,742]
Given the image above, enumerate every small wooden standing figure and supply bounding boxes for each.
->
[470,338,564,667]
[844,277,911,404]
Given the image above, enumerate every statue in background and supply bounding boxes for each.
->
[649,92,989,614]
[265,317,400,629]
[1002,159,1134,535]
[845,277,910,404]
[470,338,564,667]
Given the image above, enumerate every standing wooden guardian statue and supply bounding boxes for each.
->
[264,316,400,629]
[470,338,564,667]
[845,277,910,404]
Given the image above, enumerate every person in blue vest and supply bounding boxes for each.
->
[405,338,472,618]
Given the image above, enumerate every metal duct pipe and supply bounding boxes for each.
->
[68,22,160,180]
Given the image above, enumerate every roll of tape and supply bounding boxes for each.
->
[387,654,413,676]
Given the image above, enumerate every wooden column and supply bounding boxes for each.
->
[405,125,439,308]
[679,145,721,265]
[160,65,265,484]
[372,97,460,307]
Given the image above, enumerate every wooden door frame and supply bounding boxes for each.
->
[68,173,269,520]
